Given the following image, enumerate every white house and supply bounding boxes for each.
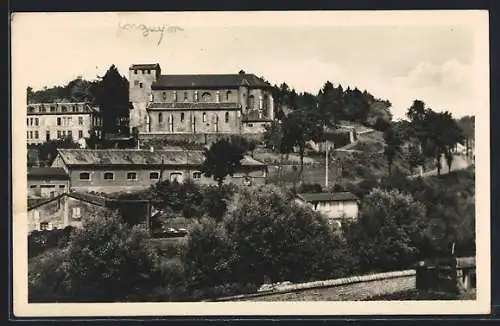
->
[295,192,360,228]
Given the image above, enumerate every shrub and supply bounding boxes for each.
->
[28,248,70,302]
[65,211,160,302]
[343,188,427,272]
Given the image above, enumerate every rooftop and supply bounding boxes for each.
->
[152,73,271,89]
[55,149,266,167]
[27,167,69,180]
[130,63,161,70]
[297,192,359,203]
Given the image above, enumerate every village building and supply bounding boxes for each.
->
[128,64,275,141]
[50,148,268,193]
[27,191,152,233]
[27,167,70,199]
[26,102,103,145]
[295,192,360,227]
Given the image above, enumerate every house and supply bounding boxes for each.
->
[295,192,360,227]
[27,167,70,199]
[26,102,103,145]
[50,148,268,193]
[128,64,275,139]
[27,191,152,233]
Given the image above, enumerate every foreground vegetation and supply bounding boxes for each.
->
[28,165,475,302]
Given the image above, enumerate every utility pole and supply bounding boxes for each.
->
[325,138,329,189]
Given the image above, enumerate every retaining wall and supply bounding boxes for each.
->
[212,270,416,302]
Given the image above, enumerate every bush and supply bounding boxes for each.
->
[28,248,70,302]
[183,185,358,295]
[343,188,427,272]
[64,211,160,302]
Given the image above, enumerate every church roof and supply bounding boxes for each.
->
[152,73,271,89]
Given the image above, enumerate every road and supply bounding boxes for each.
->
[408,154,473,179]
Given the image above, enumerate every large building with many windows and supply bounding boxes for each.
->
[128,64,275,139]
[26,102,103,145]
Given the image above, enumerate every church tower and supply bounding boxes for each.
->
[128,64,161,133]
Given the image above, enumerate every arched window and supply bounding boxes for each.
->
[226,91,232,102]
[225,112,229,123]
[162,92,167,101]
[169,114,174,132]
[202,92,211,102]
[181,112,185,122]
[249,95,255,109]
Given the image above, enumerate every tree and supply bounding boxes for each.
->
[38,136,81,166]
[65,211,159,301]
[317,81,343,126]
[201,138,246,187]
[281,109,324,179]
[383,124,403,176]
[93,65,131,135]
[343,188,427,272]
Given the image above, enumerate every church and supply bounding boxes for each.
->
[128,64,275,140]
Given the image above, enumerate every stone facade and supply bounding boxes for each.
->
[26,102,103,145]
[51,148,268,194]
[127,63,274,138]
[27,193,107,232]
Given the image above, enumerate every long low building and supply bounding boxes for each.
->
[50,148,268,193]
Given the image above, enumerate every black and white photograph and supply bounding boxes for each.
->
[11,10,490,316]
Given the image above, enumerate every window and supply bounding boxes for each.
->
[34,131,39,139]
[62,130,66,137]
[50,106,56,112]
[249,95,255,109]
[216,91,220,102]
[35,118,39,126]
[26,131,29,139]
[158,112,163,123]
[103,172,114,180]
[68,130,72,138]
[61,105,68,113]
[72,105,77,112]
[149,171,160,180]
[146,69,151,74]
[29,131,33,139]
[141,70,145,74]
[39,222,49,231]
[225,112,229,123]
[201,92,211,102]
[57,117,61,126]
[59,185,65,188]
[78,130,83,138]
[68,117,72,125]
[170,172,182,183]
[57,130,61,138]
[78,117,83,125]
[192,172,202,179]
[184,92,188,101]
[169,114,174,133]
[162,92,167,101]
[134,69,138,74]
[134,80,139,86]
[29,117,33,126]
[40,106,46,113]
[79,172,90,180]
[226,91,232,101]
[127,172,137,180]
[72,207,81,220]
[26,118,29,126]
[46,131,50,141]
[173,91,177,102]
[139,82,143,88]
[180,112,185,122]
[30,185,37,188]
[202,112,207,123]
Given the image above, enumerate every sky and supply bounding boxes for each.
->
[12,11,488,120]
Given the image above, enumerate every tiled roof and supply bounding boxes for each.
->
[67,191,108,206]
[27,167,69,180]
[130,63,161,70]
[152,73,270,89]
[297,192,359,203]
[147,102,240,110]
[55,149,266,167]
